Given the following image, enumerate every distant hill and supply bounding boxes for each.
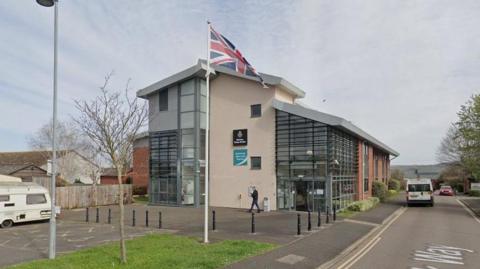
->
[391,164,447,179]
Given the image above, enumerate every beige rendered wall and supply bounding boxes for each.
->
[274,88,295,104]
[209,75,295,210]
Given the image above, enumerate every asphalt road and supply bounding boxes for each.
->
[348,195,480,269]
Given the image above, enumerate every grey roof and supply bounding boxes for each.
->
[0,164,45,176]
[137,59,305,99]
[273,99,399,156]
[391,164,446,179]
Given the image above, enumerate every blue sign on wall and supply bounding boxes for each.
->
[233,149,248,166]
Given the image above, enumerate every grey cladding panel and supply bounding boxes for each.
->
[148,86,178,132]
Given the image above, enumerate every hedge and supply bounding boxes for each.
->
[388,179,401,191]
[470,190,480,197]
[373,181,388,202]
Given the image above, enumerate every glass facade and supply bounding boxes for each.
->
[328,128,358,211]
[149,130,178,204]
[276,110,358,212]
[150,78,206,207]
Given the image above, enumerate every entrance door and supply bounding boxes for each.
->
[295,181,313,211]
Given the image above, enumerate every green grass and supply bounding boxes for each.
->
[338,209,359,218]
[6,234,275,269]
[133,195,149,204]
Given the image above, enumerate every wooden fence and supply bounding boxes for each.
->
[29,177,132,209]
[55,184,132,209]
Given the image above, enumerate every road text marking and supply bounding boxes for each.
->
[413,244,474,266]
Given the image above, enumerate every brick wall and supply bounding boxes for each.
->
[131,147,149,190]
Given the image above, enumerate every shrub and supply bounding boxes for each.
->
[372,181,388,202]
[347,197,379,212]
[388,179,401,191]
[470,190,480,197]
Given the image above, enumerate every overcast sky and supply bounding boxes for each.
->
[1,0,479,165]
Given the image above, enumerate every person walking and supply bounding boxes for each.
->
[249,186,261,213]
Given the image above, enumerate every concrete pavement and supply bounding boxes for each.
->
[226,196,404,269]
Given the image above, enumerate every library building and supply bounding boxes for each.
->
[135,59,399,212]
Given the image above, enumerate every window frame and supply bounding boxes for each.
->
[250,104,262,118]
[251,156,262,170]
[0,195,9,202]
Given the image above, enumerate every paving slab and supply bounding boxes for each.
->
[0,220,167,268]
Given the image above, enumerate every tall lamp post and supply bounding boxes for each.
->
[35,0,58,260]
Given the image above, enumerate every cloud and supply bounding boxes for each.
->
[0,0,479,164]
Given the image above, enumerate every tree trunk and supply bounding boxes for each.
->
[117,166,127,263]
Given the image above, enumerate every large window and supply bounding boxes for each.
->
[363,142,369,192]
[150,130,178,204]
[276,110,358,212]
[328,128,358,210]
[159,90,168,111]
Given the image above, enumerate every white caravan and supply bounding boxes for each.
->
[405,178,434,207]
[0,182,51,228]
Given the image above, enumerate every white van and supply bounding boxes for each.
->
[0,182,52,228]
[406,178,434,207]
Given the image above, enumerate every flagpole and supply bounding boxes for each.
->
[204,21,211,244]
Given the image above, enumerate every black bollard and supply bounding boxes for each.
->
[326,206,330,224]
[297,213,301,235]
[333,206,336,222]
[308,210,312,231]
[96,208,99,223]
[158,211,162,229]
[86,207,89,222]
[212,210,216,231]
[132,210,136,227]
[108,208,111,224]
[251,212,255,234]
[317,207,321,227]
[146,210,149,227]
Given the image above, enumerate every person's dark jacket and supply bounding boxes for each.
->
[252,189,258,201]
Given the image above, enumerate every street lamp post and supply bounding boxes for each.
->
[35,0,58,260]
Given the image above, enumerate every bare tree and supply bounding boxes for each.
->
[28,120,91,183]
[436,125,463,165]
[74,73,147,264]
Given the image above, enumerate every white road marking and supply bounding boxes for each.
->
[336,207,407,269]
[67,236,95,243]
[413,244,474,266]
[88,227,94,233]
[343,219,380,227]
[456,199,480,224]
[0,239,12,246]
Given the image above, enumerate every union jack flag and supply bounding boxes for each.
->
[209,25,266,87]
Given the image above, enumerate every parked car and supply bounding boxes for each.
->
[406,178,434,206]
[0,182,51,228]
[439,185,455,196]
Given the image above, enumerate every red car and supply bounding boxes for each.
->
[439,185,455,196]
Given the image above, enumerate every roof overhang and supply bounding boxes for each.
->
[273,99,399,157]
[137,59,306,99]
